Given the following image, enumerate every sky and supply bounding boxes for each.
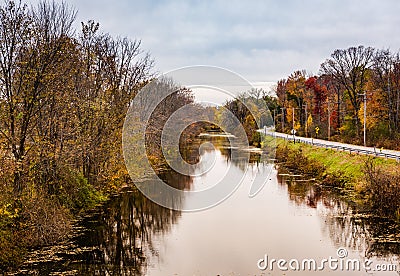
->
[29,0,400,88]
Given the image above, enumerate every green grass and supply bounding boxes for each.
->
[270,137,400,219]
[272,137,400,190]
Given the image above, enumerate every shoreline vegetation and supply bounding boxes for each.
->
[270,137,400,221]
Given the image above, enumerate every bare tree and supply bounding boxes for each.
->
[320,46,374,134]
[371,49,396,134]
[71,20,154,184]
[391,53,400,131]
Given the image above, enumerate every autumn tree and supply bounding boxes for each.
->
[392,54,400,130]
[319,74,344,132]
[0,0,76,194]
[371,49,398,135]
[273,45,400,147]
[305,77,327,121]
[71,20,154,185]
[320,46,374,137]
[275,79,288,132]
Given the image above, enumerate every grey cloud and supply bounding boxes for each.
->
[28,0,400,81]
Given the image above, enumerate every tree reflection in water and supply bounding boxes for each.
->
[72,172,192,275]
[278,174,400,262]
[16,170,191,276]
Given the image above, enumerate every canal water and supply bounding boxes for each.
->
[19,138,400,275]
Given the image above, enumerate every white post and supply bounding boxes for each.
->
[363,92,367,147]
[327,101,331,140]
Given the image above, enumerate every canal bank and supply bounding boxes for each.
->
[270,137,400,220]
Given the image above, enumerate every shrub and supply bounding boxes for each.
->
[276,144,325,177]
[56,172,107,213]
[21,195,72,247]
[0,212,26,270]
[363,158,400,220]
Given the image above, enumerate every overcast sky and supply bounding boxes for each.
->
[31,0,400,84]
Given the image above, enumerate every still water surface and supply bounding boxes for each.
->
[21,140,400,275]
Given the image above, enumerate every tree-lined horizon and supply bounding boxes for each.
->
[272,45,400,149]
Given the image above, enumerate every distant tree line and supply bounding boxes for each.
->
[271,45,400,148]
[222,90,275,147]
